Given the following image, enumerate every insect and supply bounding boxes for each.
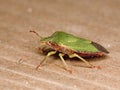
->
[30,31,109,73]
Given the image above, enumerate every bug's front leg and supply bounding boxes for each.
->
[36,51,56,70]
[69,53,101,69]
[59,53,72,74]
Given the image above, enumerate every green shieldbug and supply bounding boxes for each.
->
[30,31,109,73]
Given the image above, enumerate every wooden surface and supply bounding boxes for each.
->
[0,0,120,90]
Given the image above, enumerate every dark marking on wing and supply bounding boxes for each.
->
[91,42,109,54]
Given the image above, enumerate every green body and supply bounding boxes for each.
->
[40,31,101,53]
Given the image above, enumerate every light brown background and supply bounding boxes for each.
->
[0,0,120,90]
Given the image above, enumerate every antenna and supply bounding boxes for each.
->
[29,30,42,38]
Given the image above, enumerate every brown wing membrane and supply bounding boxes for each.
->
[91,42,109,54]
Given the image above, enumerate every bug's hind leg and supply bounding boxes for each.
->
[36,51,56,70]
[59,53,72,74]
[69,53,101,69]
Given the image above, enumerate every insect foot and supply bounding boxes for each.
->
[91,65,102,69]
[65,68,72,74]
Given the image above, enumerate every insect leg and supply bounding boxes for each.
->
[59,53,72,74]
[36,51,56,69]
[69,53,94,68]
